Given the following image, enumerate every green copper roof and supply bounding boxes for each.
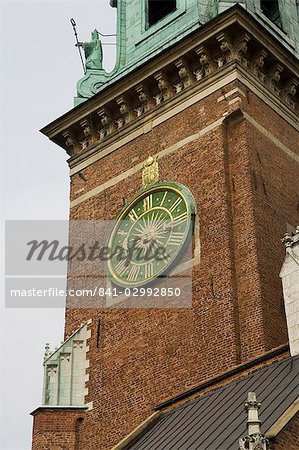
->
[75,0,299,105]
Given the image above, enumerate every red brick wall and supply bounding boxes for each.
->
[270,413,299,450]
[31,409,85,450]
[244,92,298,352]
[34,81,298,449]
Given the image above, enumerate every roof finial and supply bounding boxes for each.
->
[282,226,299,248]
[239,392,269,450]
[44,343,51,361]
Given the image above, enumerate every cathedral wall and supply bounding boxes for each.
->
[242,91,299,351]
[61,79,299,449]
[66,82,246,449]
[31,3,299,449]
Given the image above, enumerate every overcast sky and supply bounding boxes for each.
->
[1,1,116,448]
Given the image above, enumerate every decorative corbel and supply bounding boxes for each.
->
[135,83,152,116]
[268,64,283,94]
[97,107,114,138]
[116,95,133,128]
[153,93,163,106]
[79,117,94,149]
[282,78,298,110]
[115,118,124,129]
[194,45,213,80]
[175,58,193,89]
[234,33,251,67]
[47,365,58,378]
[173,82,184,94]
[252,49,268,82]
[62,129,79,157]
[98,128,106,140]
[216,33,233,68]
[154,71,172,104]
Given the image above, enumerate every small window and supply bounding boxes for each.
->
[261,0,282,28]
[148,0,177,27]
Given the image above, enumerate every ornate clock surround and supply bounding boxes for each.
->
[105,181,196,288]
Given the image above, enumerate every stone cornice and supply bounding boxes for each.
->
[41,6,299,168]
[30,405,88,416]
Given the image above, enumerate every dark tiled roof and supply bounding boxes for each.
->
[127,356,299,450]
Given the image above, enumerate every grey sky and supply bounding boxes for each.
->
[1,1,116,449]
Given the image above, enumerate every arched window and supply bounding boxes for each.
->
[147,0,177,27]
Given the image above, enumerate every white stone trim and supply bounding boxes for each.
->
[266,396,299,438]
[217,87,246,102]
[42,320,92,407]
[280,241,299,357]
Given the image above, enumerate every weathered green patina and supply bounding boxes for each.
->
[75,0,299,105]
[78,29,103,70]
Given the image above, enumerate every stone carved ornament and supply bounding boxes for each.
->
[60,31,298,157]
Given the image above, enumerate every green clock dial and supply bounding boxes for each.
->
[106,183,195,288]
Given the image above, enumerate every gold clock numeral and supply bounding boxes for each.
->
[128,264,140,281]
[169,232,185,246]
[160,191,168,207]
[144,262,154,279]
[128,209,138,222]
[117,229,127,236]
[143,194,153,212]
[173,211,188,226]
[169,197,182,213]
[115,258,128,276]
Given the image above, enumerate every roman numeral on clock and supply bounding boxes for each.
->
[169,232,185,245]
[144,262,154,279]
[128,264,140,281]
[173,211,188,225]
[143,194,153,211]
[160,191,168,206]
[169,197,182,212]
[115,258,128,276]
[128,209,138,222]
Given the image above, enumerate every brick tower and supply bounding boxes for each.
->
[31,1,299,449]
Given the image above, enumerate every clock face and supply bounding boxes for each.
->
[106,183,195,288]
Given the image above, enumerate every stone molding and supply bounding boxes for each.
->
[41,9,299,166]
